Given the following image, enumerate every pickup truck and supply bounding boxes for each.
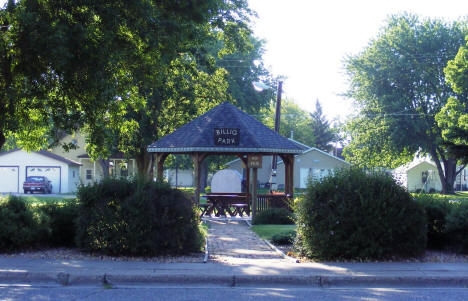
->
[23,176,52,194]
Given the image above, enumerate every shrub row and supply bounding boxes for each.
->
[252,208,294,225]
[0,196,78,251]
[295,168,427,261]
[76,178,204,256]
[414,194,468,253]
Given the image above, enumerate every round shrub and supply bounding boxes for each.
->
[252,208,294,225]
[295,168,427,261]
[0,196,51,251]
[75,178,204,256]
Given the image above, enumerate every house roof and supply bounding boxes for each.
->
[77,152,127,159]
[393,158,437,173]
[0,149,81,166]
[277,146,350,166]
[224,138,310,166]
[147,102,304,154]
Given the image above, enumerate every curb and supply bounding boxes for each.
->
[1,271,468,287]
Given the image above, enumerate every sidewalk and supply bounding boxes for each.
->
[0,218,467,287]
[1,256,468,287]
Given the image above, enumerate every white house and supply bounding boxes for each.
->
[0,149,81,194]
[225,139,350,189]
[392,158,467,192]
[276,147,350,189]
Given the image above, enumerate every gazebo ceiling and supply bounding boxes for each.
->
[147,102,304,155]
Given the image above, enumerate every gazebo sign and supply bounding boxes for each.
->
[247,155,262,168]
[214,128,239,146]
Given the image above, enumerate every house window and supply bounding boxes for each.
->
[86,169,93,180]
[73,171,76,178]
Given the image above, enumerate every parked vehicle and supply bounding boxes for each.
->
[23,176,52,194]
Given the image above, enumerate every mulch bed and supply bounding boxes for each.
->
[0,247,205,263]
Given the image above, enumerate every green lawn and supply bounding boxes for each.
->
[251,224,296,241]
[412,191,468,201]
[14,195,76,204]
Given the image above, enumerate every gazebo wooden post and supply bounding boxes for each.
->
[239,156,250,196]
[156,153,168,182]
[281,154,294,198]
[288,155,294,198]
[251,167,258,219]
[191,153,207,205]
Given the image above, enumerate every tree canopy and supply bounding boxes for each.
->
[343,14,468,193]
[436,37,468,162]
[0,0,277,178]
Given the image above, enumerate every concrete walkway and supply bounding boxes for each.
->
[206,218,284,262]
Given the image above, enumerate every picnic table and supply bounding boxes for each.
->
[199,193,250,217]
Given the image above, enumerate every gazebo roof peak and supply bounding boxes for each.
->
[147,101,303,154]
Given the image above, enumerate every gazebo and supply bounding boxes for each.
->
[147,102,304,216]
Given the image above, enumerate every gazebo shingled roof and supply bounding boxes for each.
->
[147,102,303,154]
[147,102,303,213]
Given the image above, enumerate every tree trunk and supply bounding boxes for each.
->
[99,159,110,178]
[200,160,208,193]
[135,150,153,181]
[431,148,456,194]
[0,131,5,151]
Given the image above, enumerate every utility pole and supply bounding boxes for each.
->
[270,81,283,192]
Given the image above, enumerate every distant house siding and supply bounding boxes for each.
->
[166,169,193,187]
[277,150,350,189]
[406,162,442,192]
[226,156,273,186]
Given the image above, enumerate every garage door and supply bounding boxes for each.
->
[26,166,61,193]
[0,166,19,193]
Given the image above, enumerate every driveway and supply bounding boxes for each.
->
[0,193,76,198]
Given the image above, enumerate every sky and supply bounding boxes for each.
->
[248,0,468,121]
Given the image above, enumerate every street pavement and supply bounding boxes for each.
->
[1,285,468,301]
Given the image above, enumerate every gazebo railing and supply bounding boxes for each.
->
[255,194,292,213]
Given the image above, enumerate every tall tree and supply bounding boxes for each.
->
[308,99,338,152]
[259,98,314,145]
[0,0,246,153]
[343,14,468,194]
[78,0,258,177]
[436,38,468,162]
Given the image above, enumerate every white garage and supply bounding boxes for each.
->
[0,149,81,194]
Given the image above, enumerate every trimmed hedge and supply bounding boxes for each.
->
[445,201,468,253]
[271,230,296,245]
[0,196,50,251]
[252,208,294,225]
[75,178,204,256]
[295,168,427,261]
[414,194,468,253]
[413,194,451,250]
[39,201,79,247]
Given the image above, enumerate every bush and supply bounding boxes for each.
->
[413,194,451,250]
[75,178,204,256]
[39,201,79,247]
[0,196,51,251]
[252,208,294,225]
[271,230,296,245]
[445,202,468,254]
[295,168,427,261]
